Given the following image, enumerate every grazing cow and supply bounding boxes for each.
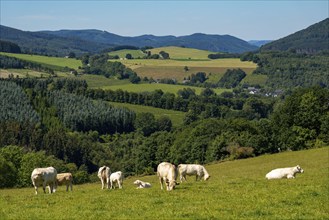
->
[157,162,178,191]
[54,173,73,192]
[265,165,304,179]
[110,171,123,189]
[31,167,57,195]
[133,180,152,189]
[178,164,210,182]
[98,166,111,189]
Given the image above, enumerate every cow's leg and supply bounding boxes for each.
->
[106,178,110,189]
[101,178,104,189]
[180,175,183,183]
[287,174,295,179]
[118,180,122,189]
[70,182,73,191]
[34,186,38,195]
[159,177,164,190]
[66,183,69,192]
[43,182,46,193]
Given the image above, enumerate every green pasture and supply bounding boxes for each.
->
[108,49,146,59]
[102,83,230,95]
[117,57,257,84]
[110,102,184,126]
[0,68,52,78]
[148,46,213,60]
[0,147,328,219]
[0,52,82,69]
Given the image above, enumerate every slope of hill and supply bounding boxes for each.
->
[0,147,327,219]
[0,25,109,56]
[248,40,272,47]
[40,30,258,53]
[261,18,329,54]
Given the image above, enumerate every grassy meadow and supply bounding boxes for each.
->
[0,147,328,219]
[102,83,231,95]
[0,52,82,69]
[109,102,185,126]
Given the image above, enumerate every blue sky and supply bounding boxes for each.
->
[1,0,328,41]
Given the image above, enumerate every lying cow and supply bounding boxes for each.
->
[98,166,111,189]
[31,166,57,195]
[265,165,304,179]
[133,180,152,189]
[110,171,123,189]
[157,162,178,191]
[178,164,210,182]
[54,173,73,192]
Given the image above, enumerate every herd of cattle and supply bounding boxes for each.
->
[30,162,304,194]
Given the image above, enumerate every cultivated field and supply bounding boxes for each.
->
[0,52,81,69]
[102,83,231,95]
[0,147,328,219]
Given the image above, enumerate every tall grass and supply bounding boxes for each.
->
[0,147,328,219]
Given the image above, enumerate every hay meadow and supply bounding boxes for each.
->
[1,147,328,219]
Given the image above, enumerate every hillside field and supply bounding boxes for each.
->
[109,102,184,126]
[0,147,328,219]
[0,52,82,69]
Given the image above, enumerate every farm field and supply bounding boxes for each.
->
[102,83,231,95]
[0,52,82,69]
[109,102,185,126]
[0,147,328,219]
[0,68,52,78]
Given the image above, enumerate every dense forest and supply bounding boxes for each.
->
[0,77,328,188]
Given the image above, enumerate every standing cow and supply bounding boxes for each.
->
[98,166,111,189]
[31,167,57,195]
[178,164,210,182]
[157,162,178,191]
[110,171,123,189]
[54,172,73,192]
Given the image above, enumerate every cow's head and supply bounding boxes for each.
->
[204,174,210,181]
[296,165,304,173]
[168,180,176,191]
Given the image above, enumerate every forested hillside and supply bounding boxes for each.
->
[0,76,328,188]
[261,18,329,54]
[0,25,108,56]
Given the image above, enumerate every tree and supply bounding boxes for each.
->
[134,112,158,136]
[68,52,76,58]
[159,51,170,59]
[184,66,189,72]
[0,155,17,188]
[157,116,172,132]
[125,53,133,59]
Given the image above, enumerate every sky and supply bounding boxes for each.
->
[0,0,328,41]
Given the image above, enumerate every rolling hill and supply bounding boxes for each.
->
[0,25,109,57]
[261,18,329,54]
[41,30,258,53]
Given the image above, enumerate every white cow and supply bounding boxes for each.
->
[133,180,152,189]
[157,162,178,191]
[98,166,111,189]
[178,164,210,182]
[110,171,123,189]
[265,165,304,179]
[31,167,57,195]
[54,172,73,192]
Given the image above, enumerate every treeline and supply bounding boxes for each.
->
[81,53,141,83]
[0,40,21,53]
[241,51,329,88]
[48,91,135,134]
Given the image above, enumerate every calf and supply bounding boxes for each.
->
[157,162,178,191]
[133,180,152,189]
[178,164,210,182]
[110,171,123,189]
[98,166,111,189]
[55,173,73,192]
[31,167,57,195]
[265,165,304,179]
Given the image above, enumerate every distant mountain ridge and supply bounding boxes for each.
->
[0,25,258,56]
[260,18,329,54]
[40,29,258,53]
[248,40,272,47]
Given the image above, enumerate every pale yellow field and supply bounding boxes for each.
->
[148,46,213,59]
